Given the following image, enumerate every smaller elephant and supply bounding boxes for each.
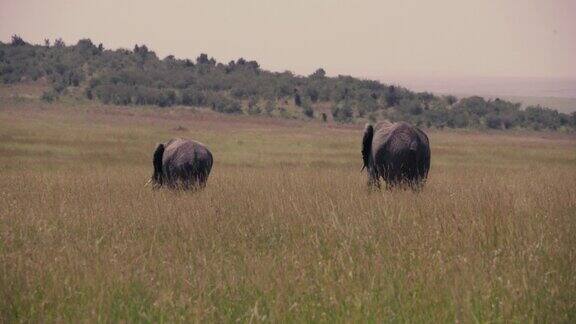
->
[150,138,213,190]
[362,121,430,189]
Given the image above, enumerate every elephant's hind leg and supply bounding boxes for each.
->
[367,167,381,190]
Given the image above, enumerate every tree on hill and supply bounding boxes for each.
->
[11,35,26,46]
[310,68,326,78]
[54,38,65,48]
[294,90,302,107]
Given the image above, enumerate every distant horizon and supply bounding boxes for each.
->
[373,75,576,99]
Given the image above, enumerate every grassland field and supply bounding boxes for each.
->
[1,94,575,322]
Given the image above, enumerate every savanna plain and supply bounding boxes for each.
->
[1,99,575,322]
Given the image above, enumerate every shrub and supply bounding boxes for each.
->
[278,106,291,119]
[294,92,302,107]
[208,94,242,114]
[247,97,261,115]
[332,102,353,123]
[41,90,58,102]
[181,89,207,107]
[264,100,275,115]
[303,104,314,118]
[486,114,502,129]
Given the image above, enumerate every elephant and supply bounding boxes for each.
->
[362,121,430,189]
[150,138,213,190]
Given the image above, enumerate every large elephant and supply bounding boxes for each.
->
[151,138,213,190]
[362,121,430,189]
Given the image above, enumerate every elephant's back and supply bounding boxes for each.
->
[163,138,213,167]
[373,122,422,155]
[389,122,421,153]
[371,121,395,150]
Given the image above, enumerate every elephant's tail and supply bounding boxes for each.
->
[152,143,165,185]
[361,124,374,171]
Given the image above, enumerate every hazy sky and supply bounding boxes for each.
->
[1,0,575,80]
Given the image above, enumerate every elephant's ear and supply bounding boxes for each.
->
[362,124,374,171]
[152,143,165,183]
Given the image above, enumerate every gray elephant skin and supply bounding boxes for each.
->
[362,121,430,188]
[151,138,213,190]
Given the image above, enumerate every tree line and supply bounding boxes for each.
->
[1,35,575,131]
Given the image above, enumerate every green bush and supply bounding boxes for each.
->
[485,114,502,129]
[247,97,261,115]
[303,104,314,118]
[264,100,275,115]
[41,90,58,102]
[180,89,206,107]
[332,102,353,123]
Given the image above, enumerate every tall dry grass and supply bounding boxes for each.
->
[1,104,575,322]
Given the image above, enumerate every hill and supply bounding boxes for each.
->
[1,35,575,131]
